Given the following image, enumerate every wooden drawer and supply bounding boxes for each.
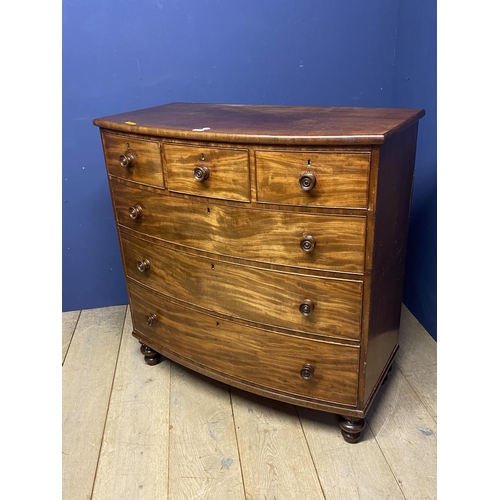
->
[255,150,370,208]
[129,281,359,406]
[164,143,250,201]
[121,232,363,340]
[111,179,367,274]
[102,132,164,188]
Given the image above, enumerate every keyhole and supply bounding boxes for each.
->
[207,207,211,215]
[215,321,220,327]
[211,263,215,270]
[307,158,311,166]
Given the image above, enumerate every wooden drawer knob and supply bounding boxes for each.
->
[193,165,210,182]
[300,363,315,380]
[145,313,158,326]
[137,258,150,272]
[298,172,316,191]
[119,151,136,168]
[129,205,143,220]
[299,299,315,316]
[300,235,316,252]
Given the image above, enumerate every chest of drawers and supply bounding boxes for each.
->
[93,103,424,443]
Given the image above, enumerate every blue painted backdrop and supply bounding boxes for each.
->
[62,0,437,340]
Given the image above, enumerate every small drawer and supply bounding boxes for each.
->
[111,179,367,274]
[129,281,359,406]
[121,232,363,340]
[255,150,370,208]
[164,143,250,202]
[102,132,164,188]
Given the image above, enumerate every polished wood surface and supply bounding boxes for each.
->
[164,142,251,201]
[121,231,363,340]
[111,179,367,273]
[129,281,360,406]
[62,305,436,499]
[255,150,370,208]
[93,102,425,145]
[101,132,164,188]
[95,102,424,443]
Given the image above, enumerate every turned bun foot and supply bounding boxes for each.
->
[140,343,161,365]
[338,416,366,443]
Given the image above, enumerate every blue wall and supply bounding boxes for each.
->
[62,0,436,339]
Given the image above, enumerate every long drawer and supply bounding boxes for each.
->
[121,232,363,340]
[129,281,359,406]
[111,179,367,274]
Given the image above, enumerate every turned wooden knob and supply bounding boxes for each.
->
[193,165,210,181]
[300,363,315,380]
[137,258,150,272]
[129,205,143,220]
[145,313,157,326]
[299,172,316,191]
[300,235,316,252]
[299,299,315,316]
[119,151,136,168]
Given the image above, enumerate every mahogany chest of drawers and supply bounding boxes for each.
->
[93,103,424,443]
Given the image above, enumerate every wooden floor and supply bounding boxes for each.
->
[62,304,436,500]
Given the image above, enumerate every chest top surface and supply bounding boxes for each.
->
[93,102,424,145]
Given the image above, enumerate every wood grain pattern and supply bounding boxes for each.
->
[62,306,126,500]
[111,179,367,274]
[397,305,436,420]
[367,366,437,500]
[93,102,425,145]
[168,363,245,499]
[121,232,363,340]
[91,307,171,499]
[298,407,406,499]
[62,305,436,497]
[362,123,419,408]
[102,132,164,188]
[62,310,80,364]
[255,150,370,208]
[230,389,325,500]
[95,103,424,443]
[129,281,360,407]
[164,142,250,202]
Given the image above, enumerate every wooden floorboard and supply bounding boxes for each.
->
[367,366,437,500]
[92,307,171,499]
[298,407,406,500]
[62,310,80,364]
[168,363,245,500]
[62,304,437,500]
[231,389,325,500]
[62,305,126,500]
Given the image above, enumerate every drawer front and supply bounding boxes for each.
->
[255,150,370,208]
[102,132,164,188]
[129,282,359,406]
[121,232,363,340]
[111,180,366,273]
[164,143,250,201]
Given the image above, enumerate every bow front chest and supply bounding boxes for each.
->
[93,103,424,443]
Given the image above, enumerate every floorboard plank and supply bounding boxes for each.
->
[367,365,437,500]
[168,363,245,500]
[231,389,325,500]
[62,305,126,500]
[62,310,80,364]
[397,305,437,421]
[298,407,405,500]
[92,307,171,499]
